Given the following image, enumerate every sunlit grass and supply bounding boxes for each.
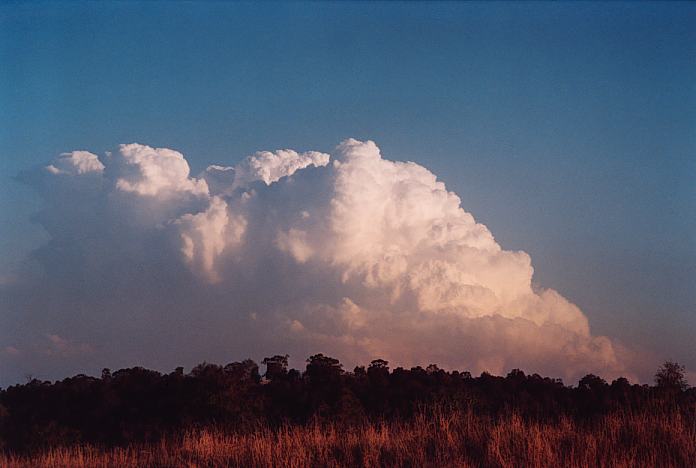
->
[3,408,694,467]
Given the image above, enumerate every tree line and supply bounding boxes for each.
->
[0,354,692,453]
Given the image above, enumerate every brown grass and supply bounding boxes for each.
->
[2,409,694,467]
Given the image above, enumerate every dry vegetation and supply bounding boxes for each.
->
[2,408,694,467]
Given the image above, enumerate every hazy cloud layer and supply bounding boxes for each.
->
[1,140,638,385]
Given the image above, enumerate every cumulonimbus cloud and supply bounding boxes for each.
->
[0,139,635,385]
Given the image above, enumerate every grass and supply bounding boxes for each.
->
[2,408,694,467]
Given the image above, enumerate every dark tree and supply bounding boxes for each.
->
[578,374,608,392]
[2,353,694,454]
[655,361,688,391]
[262,355,289,381]
[305,354,343,384]
[368,359,389,371]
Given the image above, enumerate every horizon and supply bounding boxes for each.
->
[1,2,695,387]
[1,350,685,389]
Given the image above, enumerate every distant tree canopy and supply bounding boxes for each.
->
[0,357,691,453]
[262,355,289,381]
[305,354,343,384]
[578,374,608,392]
[655,361,689,391]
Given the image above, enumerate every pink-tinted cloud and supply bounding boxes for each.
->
[0,139,648,385]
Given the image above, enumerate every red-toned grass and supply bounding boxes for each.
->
[2,408,694,467]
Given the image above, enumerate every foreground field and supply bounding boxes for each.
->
[2,408,694,467]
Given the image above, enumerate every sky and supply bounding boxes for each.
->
[1,2,695,386]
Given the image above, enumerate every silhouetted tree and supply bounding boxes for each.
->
[578,374,607,392]
[1,353,693,454]
[369,359,389,371]
[506,369,526,383]
[305,354,343,384]
[263,355,289,381]
[655,361,688,391]
[367,359,390,383]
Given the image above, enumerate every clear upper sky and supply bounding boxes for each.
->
[1,2,695,372]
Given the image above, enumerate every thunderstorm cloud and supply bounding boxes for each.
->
[0,139,634,385]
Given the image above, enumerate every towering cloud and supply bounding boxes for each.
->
[0,139,633,386]
[175,196,246,282]
[114,143,209,197]
[45,151,105,176]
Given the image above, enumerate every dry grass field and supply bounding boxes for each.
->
[2,408,694,467]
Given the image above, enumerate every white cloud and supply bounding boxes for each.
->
[260,139,625,379]
[114,143,208,197]
[203,149,330,196]
[2,138,642,385]
[276,228,313,263]
[235,149,330,187]
[45,151,104,175]
[175,196,247,282]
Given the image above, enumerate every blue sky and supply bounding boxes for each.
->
[1,2,695,378]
